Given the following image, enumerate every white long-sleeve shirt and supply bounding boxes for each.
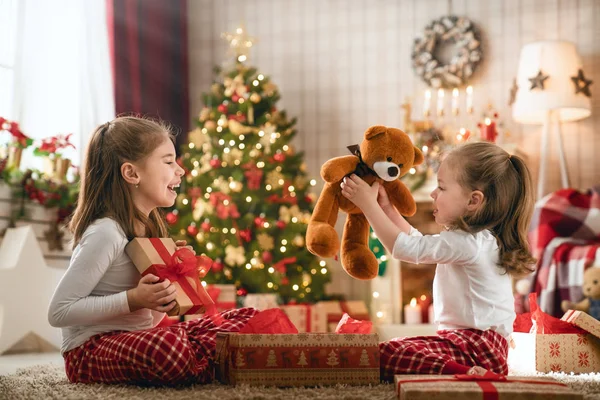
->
[48,218,164,353]
[393,227,515,338]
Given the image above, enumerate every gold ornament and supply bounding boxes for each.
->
[199,108,211,122]
[224,75,247,97]
[257,233,274,251]
[224,245,246,266]
[188,128,209,148]
[262,81,277,96]
[266,170,284,188]
[193,198,214,220]
[249,93,261,103]
[292,235,305,247]
[229,119,257,135]
[204,120,217,130]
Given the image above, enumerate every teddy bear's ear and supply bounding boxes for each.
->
[364,125,387,140]
[413,146,424,166]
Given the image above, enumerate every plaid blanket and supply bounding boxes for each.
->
[528,186,600,317]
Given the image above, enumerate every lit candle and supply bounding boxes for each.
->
[436,89,445,117]
[466,86,473,114]
[428,304,435,324]
[451,88,459,116]
[418,294,432,323]
[423,90,431,118]
[404,297,422,324]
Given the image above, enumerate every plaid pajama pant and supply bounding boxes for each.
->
[379,328,508,381]
[63,307,258,386]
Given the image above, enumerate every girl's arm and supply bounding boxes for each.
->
[48,223,131,327]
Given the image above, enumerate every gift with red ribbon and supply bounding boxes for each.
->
[280,303,313,333]
[206,284,237,311]
[125,238,218,317]
[395,372,581,400]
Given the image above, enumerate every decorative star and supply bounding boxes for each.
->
[571,68,593,97]
[508,78,519,106]
[0,226,66,354]
[221,25,255,60]
[529,70,549,90]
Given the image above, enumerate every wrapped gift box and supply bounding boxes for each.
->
[184,284,237,321]
[215,332,380,386]
[311,301,371,332]
[280,304,313,333]
[394,374,581,399]
[125,237,215,317]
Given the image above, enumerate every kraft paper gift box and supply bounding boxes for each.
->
[125,237,216,317]
[311,301,371,332]
[394,374,582,400]
[215,332,380,386]
[280,304,314,333]
[184,284,237,321]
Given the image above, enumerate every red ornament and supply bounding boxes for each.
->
[231,94,240,102]
[276,220,286,229]
[166,212,178,225]
[304,195,313,204]
[201,221,211,232]
[212,261,224,273]
[262,251,273,263]
[217,104,228,113]
[237,287,248,297]
[273,153,286,162]
[281,277,289,285]
[287,299,297,305]
[209,158,221,168]
[239,228,252,242]
[187,224,199,236]
[254,216,265,228]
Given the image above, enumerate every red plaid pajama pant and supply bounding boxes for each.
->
[63,307,258,386]
[379,328,508,381]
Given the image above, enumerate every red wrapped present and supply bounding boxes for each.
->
[184,284,237,321]
[215,332,380,387]
[280,304,313,333]
[125,238,217,317]
[395,373,582,399]
[312,300,370,333]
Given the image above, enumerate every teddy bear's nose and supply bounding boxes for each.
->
[388,166,399,177]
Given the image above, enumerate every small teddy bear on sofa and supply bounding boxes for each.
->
[306,125,423,280]
[561,266,600,319]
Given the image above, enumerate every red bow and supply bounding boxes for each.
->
[273,257,297,274]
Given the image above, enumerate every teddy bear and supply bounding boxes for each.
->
[306,125,423,280]
[561,266,600,319]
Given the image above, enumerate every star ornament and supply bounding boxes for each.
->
[571,68,593,97]
[529,70,549,90]
[508,78,519,106]
[221,26,255,61]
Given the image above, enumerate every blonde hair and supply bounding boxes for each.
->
[445,142,536,276]
[69,116,175,247]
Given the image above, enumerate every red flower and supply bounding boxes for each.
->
[578,352,590,367]
[550,364,562,372]
[549,342,561,358]
[577,334,588,346]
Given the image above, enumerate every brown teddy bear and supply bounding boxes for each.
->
[561,266,600,319]
[306,125,423,280]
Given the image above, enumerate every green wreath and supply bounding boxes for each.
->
[412,15,482,88]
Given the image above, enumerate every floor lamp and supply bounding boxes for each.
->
[512,41,592,199]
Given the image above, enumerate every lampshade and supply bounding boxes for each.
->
[512,41,591,124]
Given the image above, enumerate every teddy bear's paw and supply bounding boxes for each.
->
[341,250,378,280]
[306,223,340,258]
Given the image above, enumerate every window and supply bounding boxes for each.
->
[0,0,18,118]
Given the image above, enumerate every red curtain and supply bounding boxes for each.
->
[109,0,189,151]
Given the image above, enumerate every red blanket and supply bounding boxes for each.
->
[528,186,600,317]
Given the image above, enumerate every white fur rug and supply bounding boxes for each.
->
[2,364,600,399]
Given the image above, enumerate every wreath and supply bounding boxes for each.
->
[412,15,482,88]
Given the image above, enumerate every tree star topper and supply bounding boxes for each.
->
[222,25,255,61]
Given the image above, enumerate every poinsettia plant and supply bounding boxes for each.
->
[0,117,33,148]
[33,133,75,157]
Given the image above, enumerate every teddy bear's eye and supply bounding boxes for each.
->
[387,157,393,162]
[595,280,598,285]
[398,163,404,168]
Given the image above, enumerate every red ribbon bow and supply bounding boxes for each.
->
[273,256,296,273]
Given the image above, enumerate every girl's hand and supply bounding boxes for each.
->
[128,274,177,313]
[175,240,195,255]
[377,184,392,210]
[341,174,379,211]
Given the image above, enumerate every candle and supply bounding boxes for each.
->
[451,88,459,116]
[428,304,435,324]
[423,90,431,118]
[436,89,445,117]
[417,294,432,323]
[466,86,473,114]
[404,297,422,324]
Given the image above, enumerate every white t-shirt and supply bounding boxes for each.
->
[48,218,164,353]
[393,227,515,338]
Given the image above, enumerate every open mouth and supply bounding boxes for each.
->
[168,183,180,194]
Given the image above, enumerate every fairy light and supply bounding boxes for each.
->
[310,179,317,186]
[381,255,387,262]
[239,143,245,149]
[321,268,327,274]
[256,143,262,149]
[191,170,199,177]
[319,261,326,267]
[373,291,380,298]
[276,166,282,172]
[216,126,223,132]
[234,159,240,165]
[193,160,199,167]
[182,198,189,205]
[291,217,298,223]
[206,187,212,193]
[292,284,299,291]
[268,267,275,273]
[218,139,225,145]
[258,130,265,137]
[239,135,245,140]
[224,147,230,153]
[245,264,251,270]
[264,222,270,228]
[311,269,317,274]
[280,246,286,252]
[250,258,258,265]
[267,282,273,288]
[266,185,272,190]
[202,128,208,134]
[229,140,235,146]
[221,162,227,167]
[283,145,289,151]
[253,80,259,86]
[257,161,265,168]
[188,143,195,149]
[278,179,284,185]
[409,168,416,174]
[281,239,287,245]
[246,196,252,202]
[258,74,264,80]
[231,228,237,233]
[201,281,207,287]
[288,186,295,192]
[222,228,228,233]
[223,200,230,206]
[206,242,214,250]
[238,98,245,104]
[376,311,384,318]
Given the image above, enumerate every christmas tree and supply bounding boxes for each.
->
[169,26,330,303]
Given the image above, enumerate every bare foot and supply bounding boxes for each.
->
[467,366,488,376]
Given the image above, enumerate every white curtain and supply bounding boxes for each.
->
[12,0,114,169]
